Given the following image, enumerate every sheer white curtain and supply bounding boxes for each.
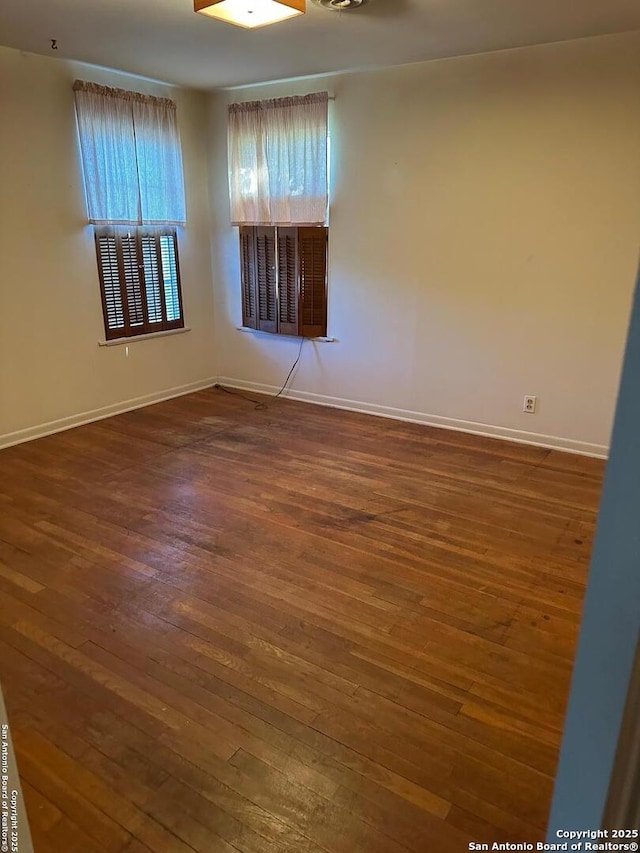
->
[228,92,329,226]
[74,81,186,225]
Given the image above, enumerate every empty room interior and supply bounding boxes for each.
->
[1,0,640,849]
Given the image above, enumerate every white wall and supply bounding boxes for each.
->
[208,31,640,456]
[0,47,217,447]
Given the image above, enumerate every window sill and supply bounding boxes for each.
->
[98,327,191,347]
[236,327,336,343]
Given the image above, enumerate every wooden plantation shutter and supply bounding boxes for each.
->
[95,227,184,340]
[277,227,299,336]
[255,227,277,334]
[239,226,327,338]
[240,227,257,329]
[96,232,125,334]
[159,233,183,323]
[299,227,328,338]
[140,234,164,324]
[121,232,144,330]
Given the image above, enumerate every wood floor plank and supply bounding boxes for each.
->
[13,728,132,853]
[0,387,604,851]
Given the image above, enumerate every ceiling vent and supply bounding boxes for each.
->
[311,0,367,11]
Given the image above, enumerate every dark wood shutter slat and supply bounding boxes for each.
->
[256,226,278,334]
[277,227,299,337]
[299,226,328,338]
[240,226,257,329]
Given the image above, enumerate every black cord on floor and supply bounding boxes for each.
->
[214,336,306,411]
[213,384,268,410]
[274,336,305,399]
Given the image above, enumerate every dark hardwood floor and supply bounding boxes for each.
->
[0,387,606,851]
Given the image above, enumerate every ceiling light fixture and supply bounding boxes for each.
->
[194,0,305,28]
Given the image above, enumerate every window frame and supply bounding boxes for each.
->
[94,225,185,342]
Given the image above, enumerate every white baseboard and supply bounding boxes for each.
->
[0,377,217,450]
[217,376,609,459]
[0,374,609,459]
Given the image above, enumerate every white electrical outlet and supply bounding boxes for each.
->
[523,395,537,414]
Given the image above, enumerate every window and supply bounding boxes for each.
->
[95,227,183,341]
[240,225,328,338]
[228,93,330,338]
[74,81,187,340]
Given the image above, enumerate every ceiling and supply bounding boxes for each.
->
[1,0,639,90]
